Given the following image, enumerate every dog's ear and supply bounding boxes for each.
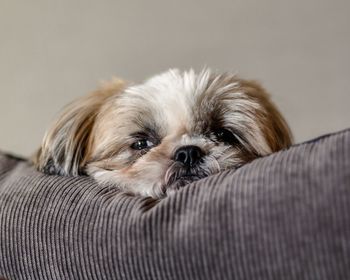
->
[33,79,126,176]
[239,80,293,152]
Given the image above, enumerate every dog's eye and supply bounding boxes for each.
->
[131,139,154,150]
[214,128,240,145]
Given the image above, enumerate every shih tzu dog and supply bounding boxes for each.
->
[34,69,292,198]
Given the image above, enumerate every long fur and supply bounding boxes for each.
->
[34,69,292,198]
[34,78,126,175]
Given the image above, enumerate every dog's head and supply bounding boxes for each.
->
[35,69,292,197]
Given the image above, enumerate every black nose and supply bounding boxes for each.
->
[174,145,204,167]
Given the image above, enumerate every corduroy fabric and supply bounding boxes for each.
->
[0,129,350,280]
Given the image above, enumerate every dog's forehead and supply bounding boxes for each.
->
[123,69,214,134]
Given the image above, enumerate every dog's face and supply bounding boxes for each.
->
[35,69,292,198]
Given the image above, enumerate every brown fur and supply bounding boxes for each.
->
[34,69,293,198]
[34,78,126,175]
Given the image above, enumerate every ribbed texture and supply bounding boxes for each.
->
[0,129,350,280]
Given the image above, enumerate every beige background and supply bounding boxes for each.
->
[1,0,349,157]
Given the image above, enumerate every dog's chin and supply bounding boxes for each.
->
[165,174,205,191]
[162,164,212,194]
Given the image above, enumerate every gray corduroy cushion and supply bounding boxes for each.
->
[1,129,350,280]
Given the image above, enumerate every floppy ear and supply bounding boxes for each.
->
[239,80,293,152]
[33,79,126,176]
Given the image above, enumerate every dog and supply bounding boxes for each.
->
[34,69,292,198]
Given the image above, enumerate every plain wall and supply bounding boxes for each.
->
[1,0,349,156]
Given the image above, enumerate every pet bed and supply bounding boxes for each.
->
[0,129,350,279]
